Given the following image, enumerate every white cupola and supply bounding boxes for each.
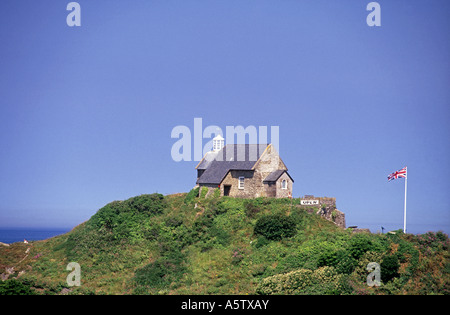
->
[212,134,225,151]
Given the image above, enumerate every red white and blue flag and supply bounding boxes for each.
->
[387,166,407,182]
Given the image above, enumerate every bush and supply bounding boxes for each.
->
[317,250,339,268]
[244,201,260,218]
[231,247,245,265]
[0,279,35,295]
[348,234,374,259]
[257,266,348,295]
[87,193,167,242]
[184,187,199,204]
[254,214,297,241]
[380,255,400,283]
[213,188,221,198]
[200,187,209,198]
[353,251,385,283]
[254,236,270,248]
[416,231,450,252]
[317,248,356,274]
[126,193,167,215]
[134,251,187,292]
[335,252,357,275]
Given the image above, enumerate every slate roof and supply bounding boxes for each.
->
[263,170,294,183]
[263,170,285,182]
[196,144,268,185]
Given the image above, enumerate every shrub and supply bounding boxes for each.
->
[387,233,420,281]
[257,266,348,295]
[353,251,385,283]
[335,252,357,275]
[209,224,231,247]
[231,247,245,265]
[244,201,260,218]
[317,250,339,268]
[380,255,400,283]
[213,188,221,198]
[0,279,35,295]
[416,231,450,252]
[126,193,167,215]
[87,193,167,242]
[184,187,199,204]
[216,197,244,214]
[133,251,187,292]
[254,214,297,241]
[200,187,209,198]
[348,234,374,259]
[254,236,270,248]
[317,248,356,275]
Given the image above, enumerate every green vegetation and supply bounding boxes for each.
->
[1,191,449,295]
[254,214,297,241]
[0,279,36,295]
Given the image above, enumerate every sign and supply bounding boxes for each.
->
[300,200,319,205]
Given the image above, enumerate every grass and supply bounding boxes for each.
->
[1,191,449,295]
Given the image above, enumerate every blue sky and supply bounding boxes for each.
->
[0,1,449,234]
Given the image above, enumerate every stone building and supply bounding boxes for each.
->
[195,135,294,198]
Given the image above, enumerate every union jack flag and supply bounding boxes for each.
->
[388,166,407,182]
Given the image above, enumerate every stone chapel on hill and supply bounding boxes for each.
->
[195,135,294,198]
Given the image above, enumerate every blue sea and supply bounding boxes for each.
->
[0,228,71,244]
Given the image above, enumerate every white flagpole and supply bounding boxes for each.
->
[403,167,407,233]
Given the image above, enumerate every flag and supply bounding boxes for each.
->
[387,166,407,182]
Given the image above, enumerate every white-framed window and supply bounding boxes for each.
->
[281,179,287,190]
[238,176,245,189]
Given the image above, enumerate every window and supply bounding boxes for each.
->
[281,179,287,190]
[239,176,245,189]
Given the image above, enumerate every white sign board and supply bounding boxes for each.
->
[300,200,319,205]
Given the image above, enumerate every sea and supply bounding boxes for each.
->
[0,228,71,244]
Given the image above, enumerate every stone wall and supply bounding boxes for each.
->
[216,169,293,199]
[297,195,346,229]
[220,170,258,198]
[274,172,293,198]
[253,144,287,176]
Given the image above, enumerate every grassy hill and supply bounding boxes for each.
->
[1,190,449,295]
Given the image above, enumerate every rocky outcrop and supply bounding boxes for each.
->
[297,195,346,229]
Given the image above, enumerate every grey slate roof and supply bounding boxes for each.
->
[196,144,268,185]
[263,170,294,183]
[263,170,286,182]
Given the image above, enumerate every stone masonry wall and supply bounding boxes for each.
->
[220,170,259,198]
[297,195,346,229]
[275,172,293,198]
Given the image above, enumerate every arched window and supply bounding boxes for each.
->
[281,179,287,190]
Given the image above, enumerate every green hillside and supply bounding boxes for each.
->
[1,190,449,295]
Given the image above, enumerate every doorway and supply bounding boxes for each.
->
[224,185,231,196]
